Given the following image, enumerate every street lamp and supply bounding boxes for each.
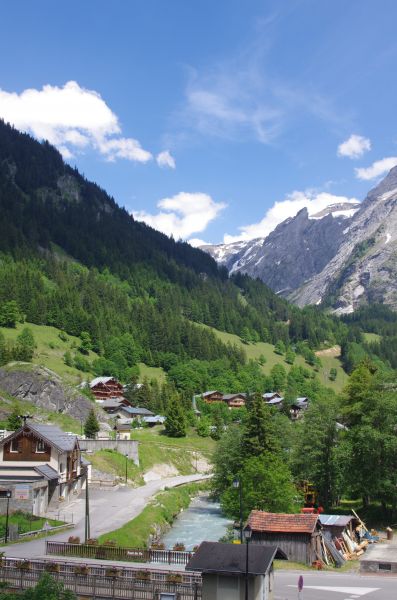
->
[233,478,243,543]
[125,453,128,484]
[244,525,252,600]
[4,490,12,544]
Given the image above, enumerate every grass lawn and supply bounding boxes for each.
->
[198,323,348,393]
[98,481,206,548]
[0,512,64,537]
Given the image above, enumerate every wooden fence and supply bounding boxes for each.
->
[0,557,202,599]
[46,541,194,565]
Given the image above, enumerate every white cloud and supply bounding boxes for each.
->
[133,192,226,239]
[157,150,176,169]
[0,81,152,163]
[188,238,210,247]
[337,134,371,159]
[184,71,283,144]
[223,191,359,243]
[355,156,397,180]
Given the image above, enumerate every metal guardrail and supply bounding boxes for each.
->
[0,557,201,599]
[46,541,194,565]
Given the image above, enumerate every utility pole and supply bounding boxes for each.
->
[84,475,90,543]
[125,453,128,484]
[4,491,11,544]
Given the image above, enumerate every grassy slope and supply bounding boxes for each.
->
[89,427,215,485]
[0,323,99,384]
[137,363,166,384]
[199,324,348,393]
[1,323,166,386]
[363,332,382,343]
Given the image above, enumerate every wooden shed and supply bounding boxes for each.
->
[247,511,321,566]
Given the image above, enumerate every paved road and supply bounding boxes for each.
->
[0,473,209,558]
[274,570,396,600]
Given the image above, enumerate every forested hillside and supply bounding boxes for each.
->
[0,119,351,393]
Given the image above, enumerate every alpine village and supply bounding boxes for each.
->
[1,5,397,600]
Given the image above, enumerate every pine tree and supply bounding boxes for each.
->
[7,407,22,431]
[165,397,186,438]
[84,409,100,439]
[79,331,92,355]
[242,393,280,457]
[15,327,35,361]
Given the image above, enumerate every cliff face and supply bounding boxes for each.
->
[291,167,397,312]
[203,168,397,312]
[202,202,358,296]
[0,365,94,421]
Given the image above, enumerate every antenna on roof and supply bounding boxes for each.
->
[18,415,32,425]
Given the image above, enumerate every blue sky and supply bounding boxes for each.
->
[1,0,397,245]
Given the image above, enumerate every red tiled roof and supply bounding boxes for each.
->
[248,511,319,534]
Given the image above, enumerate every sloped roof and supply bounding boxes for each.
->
[319,514,354,527]
[122,406,154,416]
[99,398,124,408]
[223,393,246,401]
[263,392,282,399]
[34,464,59,481]
[28,424,78,452]
[202,390,222,397]
[248,511,319,534]
[89,376,116,388]
[186,541,285,575]
[267,397,283,405]
[143,415,166,423]
[0,423,78,453]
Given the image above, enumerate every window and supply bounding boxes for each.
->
[379,563,391,571]
[10,439,19,453]
[59,463,65,474]
[35,440,46,453]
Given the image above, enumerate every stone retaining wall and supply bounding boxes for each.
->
[80,439,139,465]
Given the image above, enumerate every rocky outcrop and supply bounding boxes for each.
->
[0,365,94,421]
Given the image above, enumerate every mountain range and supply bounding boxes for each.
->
[202,169,397,313]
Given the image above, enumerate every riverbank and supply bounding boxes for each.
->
[98,481,209,548]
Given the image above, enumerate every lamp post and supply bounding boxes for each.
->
[244,525,252,600]
[125,453,128,484]
[4,490,11,544]
[232,478,243,543]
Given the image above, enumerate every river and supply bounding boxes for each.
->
[161,494,232,550]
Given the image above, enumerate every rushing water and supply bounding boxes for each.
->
[161,495,232,550]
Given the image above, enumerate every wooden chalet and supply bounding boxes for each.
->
[222,393,246,408]
[0,423,87,516]
[201,391,223,403]
[247,511,321,565]
[89,377,124,401]
[290,397,309,420]
[262,392,283,405]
